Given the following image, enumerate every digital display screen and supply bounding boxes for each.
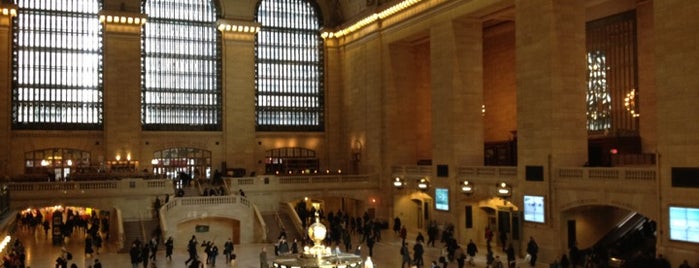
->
[669,206,699,243]
[523,195,545,223]
[435,188,449,211]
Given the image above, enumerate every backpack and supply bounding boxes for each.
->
[66,252,73,260]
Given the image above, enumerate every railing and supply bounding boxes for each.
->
[162,195,250,214]
[253,204,268,242]
[392,165,434,176]
[7,179,171,194]
[227,174,374,188]
[457,166,517,177]
[557,167,656,182]
[391,165,656,183]
[281,202,305,239]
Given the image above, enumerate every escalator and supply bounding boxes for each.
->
[583,212,656,267]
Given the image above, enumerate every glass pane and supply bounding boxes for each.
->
[12,0,103,130]
[255,0,324,131]
[142,0,221,131]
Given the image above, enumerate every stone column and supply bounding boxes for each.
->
[101,12,145,168]
[429,17,484,230]
[219,21,258,174]
[0,9,14,177]
[515,0,587,261]
[654,1,699,260]
[431,18,484,168]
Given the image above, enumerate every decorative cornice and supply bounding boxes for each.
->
[0,4,17,17]
[217,19,260,34]
[321,0,425,39]
[98,11,147,25]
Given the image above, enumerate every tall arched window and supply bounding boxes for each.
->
[12,0,103,130]
[586,11,638,134]
[255,0,324,131]
[141,0,221,131]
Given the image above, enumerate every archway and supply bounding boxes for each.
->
[476,197,520,249]
[17,205,114,246]
[176,217,241,246]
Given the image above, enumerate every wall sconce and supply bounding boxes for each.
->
[115,154,121,161]
[352,140,363,162]
[393,177,405,189]
[461,180,474,195]
[417,177,429,191]
[496,182,512,198]
[1,4,18,17]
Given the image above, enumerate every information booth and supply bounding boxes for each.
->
[52,210,63,245]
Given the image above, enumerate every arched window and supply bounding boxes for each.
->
[141,0,221,131]
[255,0,324,131]
[24,148,91,180]
[12,0,103,130]
[152,147,212,183]
[586,11,638,133]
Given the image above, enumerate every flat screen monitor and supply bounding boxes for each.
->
[523,195,545,223]
[669,206,699,243]
[435,188,449,211]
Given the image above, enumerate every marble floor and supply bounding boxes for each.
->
[8,227,545,268]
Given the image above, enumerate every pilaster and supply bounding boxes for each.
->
[430,18,484,169]
[0,6,16,177]
[654,0,699,261]
[219,19,259,174]
[515,0,587,262]
[101,11,145,165]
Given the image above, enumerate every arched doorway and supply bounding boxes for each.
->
[478,197,520,250]
[152,147,212,184]
[24,148,91,181]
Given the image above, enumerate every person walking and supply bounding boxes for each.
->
[466,239,478,266]
[129,242,141,268]
[400,242,412,268]
[165,236,174,261]
[224,238,234,263]
[413,240,425,267]
[210,242,219,266]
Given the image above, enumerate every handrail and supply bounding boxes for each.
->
[282,202,305,240]
[7,178,171,192]
[253,204,268,242]
[159,199,169,241]
[557,167,656,182]
[274,211,284,237]
[116,208,125,250]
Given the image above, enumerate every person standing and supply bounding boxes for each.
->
[259,247,268,268]
[526,237,539,267]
